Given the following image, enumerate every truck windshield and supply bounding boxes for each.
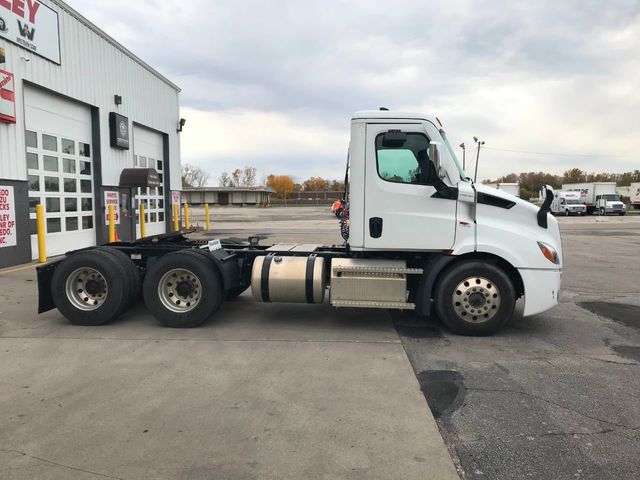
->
[601,194,620,201]
[440,129,468,182]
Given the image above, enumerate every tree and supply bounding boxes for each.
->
[230,169,242,187]
[242,166,257,187]
[181,163,210,188]
[219,171,232,187]
[267,175,294,199]
[562,168,586,184]
[303,177,330,191]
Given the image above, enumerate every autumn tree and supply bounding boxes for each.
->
[181,163,210,188]
[267,175,295,199]
[303,177,330,191]
[562,168,586,184]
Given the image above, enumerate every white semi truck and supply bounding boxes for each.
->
[562,182,625,215]
[551,191,587,216]
[37,111,563,336]
[630,182,640,209]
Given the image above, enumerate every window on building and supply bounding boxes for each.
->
[27,153,38,170]
[43,135,58,152]
[26,130,38,148]
[61,139,75,155]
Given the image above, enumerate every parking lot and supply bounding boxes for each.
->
[1,206,639,479]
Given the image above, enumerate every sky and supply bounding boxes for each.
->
[67,0,640,185]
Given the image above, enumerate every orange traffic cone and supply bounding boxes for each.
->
[114,230,120,242]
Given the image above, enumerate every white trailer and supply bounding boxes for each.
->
[630,182,640,209]
[485,183,520,197]
[37,110,563,336]
[562,182,621,215]
[551,191,587,216]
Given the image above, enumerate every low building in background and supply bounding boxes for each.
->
[182,187,275,206]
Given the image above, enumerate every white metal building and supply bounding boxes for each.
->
[0,0,182,268]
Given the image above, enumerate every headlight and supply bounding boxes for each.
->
[537,242,560,265]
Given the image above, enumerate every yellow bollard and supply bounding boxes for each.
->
[139,203,147,238]
[184,203,190,229]
[173,204,180,232]
[205,204,211,230]
[108,204,116,243]
[36,204,47,263]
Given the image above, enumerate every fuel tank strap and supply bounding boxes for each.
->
[261,254,275,302]
[305,255,317,304]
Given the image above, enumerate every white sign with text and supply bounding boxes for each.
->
[104,190,121,225]
[0,186,17,248]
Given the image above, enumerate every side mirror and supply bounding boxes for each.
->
[428,141,446,180]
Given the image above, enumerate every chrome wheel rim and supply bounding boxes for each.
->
[65,267,108,311]
[452,276,501,323]
[158,268,202,313]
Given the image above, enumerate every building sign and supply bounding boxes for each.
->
[104,190,121,225]
[0,0,61,64]
[172,191,181,206]
[0,186,17,248]
[109,112,130,150]
[0,69,15,123]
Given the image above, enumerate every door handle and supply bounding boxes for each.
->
[369,217,383,238]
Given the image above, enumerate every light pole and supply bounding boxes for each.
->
[459,142,466,171]
[473,136,485,183]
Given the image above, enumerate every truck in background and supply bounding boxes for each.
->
[485,182,520,197]
[630,182,640,210]
[562,182,625,215]
[551,191,587,216]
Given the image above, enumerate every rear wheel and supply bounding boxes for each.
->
[51,250,129,325]
[95,247,141,309]
[143,250,224,328]
[434,261,516,336]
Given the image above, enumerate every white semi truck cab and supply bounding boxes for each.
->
[595,194,626,216]
[37,110,563,336]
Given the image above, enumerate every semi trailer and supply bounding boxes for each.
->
[36,110,563,336]
[630,182,640,209]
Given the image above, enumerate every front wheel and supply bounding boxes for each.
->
[599,207,606,216]
[434,261,516,336]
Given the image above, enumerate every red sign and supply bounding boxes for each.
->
[0,69,16,124]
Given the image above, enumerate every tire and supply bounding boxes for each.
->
[434,261,516,336]
[143,250,224,328]
[95,247,141,309]
[619,212,626,216]
[564,210,569,216]
[599,207,605,216]
[51,250,129,326]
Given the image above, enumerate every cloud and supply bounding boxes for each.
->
[67,0,640,181]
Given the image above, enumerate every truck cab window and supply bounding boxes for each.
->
[376,133,432,185]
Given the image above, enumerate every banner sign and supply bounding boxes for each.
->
[104,190,121,225]
[172,191,181,206]
[0,186,17,248]
[0,0,61,64]
[0,69,15,123]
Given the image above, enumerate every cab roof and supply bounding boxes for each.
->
[352,110,439,124]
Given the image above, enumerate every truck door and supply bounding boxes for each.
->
[363,122,457,251]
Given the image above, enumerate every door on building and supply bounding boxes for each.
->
[25,86,96,259]
[118,189,134,241]
[218,192,229,206]
[133,125,166,238]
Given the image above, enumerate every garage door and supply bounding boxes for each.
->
[25,86,95,259]
[133,126,166,237]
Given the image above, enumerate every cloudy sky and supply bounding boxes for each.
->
[68,0,639,184]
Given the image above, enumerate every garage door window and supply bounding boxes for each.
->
[27,130,95,235]
[134,155,165,224]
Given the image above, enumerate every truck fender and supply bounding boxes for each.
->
[37,261,60,313]
[415,255,457,317]
[206,248,241,292]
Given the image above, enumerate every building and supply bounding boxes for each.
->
[182,187,274,206]
[0,0,182,268]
